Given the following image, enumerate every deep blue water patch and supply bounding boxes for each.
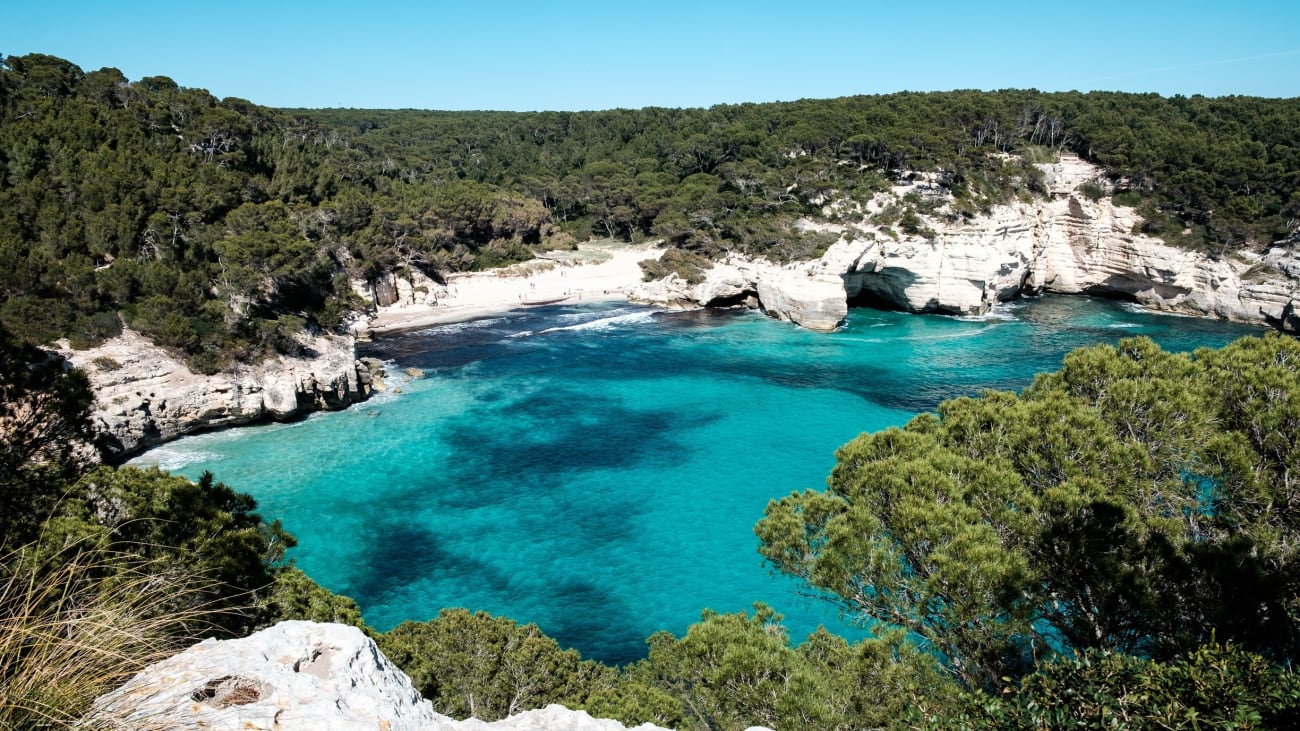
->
[133,297,1260,664]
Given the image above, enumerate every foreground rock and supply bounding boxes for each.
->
[89,621,674,731]
[60,328,383,460]
[632,154,1298,332]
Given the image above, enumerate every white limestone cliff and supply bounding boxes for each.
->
[60,327,381,460]
[754,272,849,331]
[89,621,677,731]
[631,154,1298,332]
[629,256,846,332]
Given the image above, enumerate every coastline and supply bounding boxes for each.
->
[56,241,662,462]
[362,242,662,336]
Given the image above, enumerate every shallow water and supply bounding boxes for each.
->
[133,296,1260,664]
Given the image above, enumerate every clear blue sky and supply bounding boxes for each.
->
[4,1,1298,110]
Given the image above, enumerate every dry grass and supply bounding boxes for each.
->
[0,542,215,729]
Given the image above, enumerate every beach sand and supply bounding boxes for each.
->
[363,242,662,335]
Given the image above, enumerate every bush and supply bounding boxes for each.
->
[926,645,1300,730]
[1017,144,1059,164]
[44,466,297,635]
[1078,180,1106,202]
[1112,188,1144,207]
[257,566,369,633]
[379,608,615,721]
[628,606,958,731]
[91,356,122,371]
[0,296,74,346]
[638,247,713,284]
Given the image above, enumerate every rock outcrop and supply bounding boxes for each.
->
[631,154,1299,332]
[89,621,675,731]
[60,328,383,460]
[357,266,447,311]
[628,257,844,332]
[754,272,849,331]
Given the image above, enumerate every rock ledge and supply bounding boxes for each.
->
[61,328,382,460]
[90,621,677,731]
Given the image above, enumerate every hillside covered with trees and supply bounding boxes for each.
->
[3,53,1299,371]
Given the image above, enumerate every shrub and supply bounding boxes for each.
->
[91,356,122,371]
[379,608,615,721]
[1112,188,1144,207]
[638,247,714,284]
[925,645,1300,730]
[1078,180,1106,202]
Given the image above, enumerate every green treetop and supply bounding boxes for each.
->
[757,334,1300,687]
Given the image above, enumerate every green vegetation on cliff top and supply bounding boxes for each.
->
[3,52,1299,369]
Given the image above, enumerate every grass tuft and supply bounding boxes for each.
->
[0,542,217,729]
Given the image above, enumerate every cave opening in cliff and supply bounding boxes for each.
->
[846,288,906,313]
[708,291,758,309]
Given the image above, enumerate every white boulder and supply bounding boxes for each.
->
[90,621,675,731]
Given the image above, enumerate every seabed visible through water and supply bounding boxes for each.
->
[133,296,1260,664]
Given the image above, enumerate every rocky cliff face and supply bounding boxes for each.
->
[89,621,678,731]
[631,154,1299,332]
[60,328,382,460]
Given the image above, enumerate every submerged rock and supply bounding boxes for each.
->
[89,621,674,731]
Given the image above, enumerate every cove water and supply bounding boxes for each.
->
[132,296,1259,664]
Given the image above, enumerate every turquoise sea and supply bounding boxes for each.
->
[132,296,1260,664]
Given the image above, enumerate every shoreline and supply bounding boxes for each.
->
[362,242,662,336]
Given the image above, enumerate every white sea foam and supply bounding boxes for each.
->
[952,301,1023,322]
[126,412,320,472]
[550,310,606,324]
[411,317,508,337]
[547,305,645,323]
[539,310,658,334]
[129,443,225,472]
[836,322,1001,345]
[910,324,1002,342]
[370,359,414,402]
[1107,322,1143,329]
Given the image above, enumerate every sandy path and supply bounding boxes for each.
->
[363,242,662,335]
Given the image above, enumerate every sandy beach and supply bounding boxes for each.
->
[362,241,662,335]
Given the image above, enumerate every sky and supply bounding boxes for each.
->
[4,1,1299,111]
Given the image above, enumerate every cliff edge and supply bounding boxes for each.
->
[89,621,678,731]
[60,328,383,461]
[631,154,1299,332]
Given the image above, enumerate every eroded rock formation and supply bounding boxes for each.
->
[89,621,675,731]
[632,155,1298,332]
[60,328,384,460]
